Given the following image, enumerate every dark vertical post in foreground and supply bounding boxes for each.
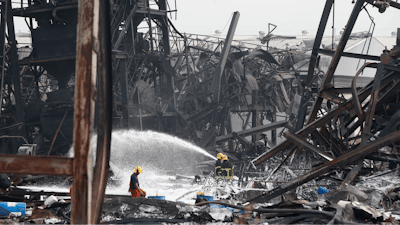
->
[72,0,95,223]
[91,0,113,223]
[72,0,113,224]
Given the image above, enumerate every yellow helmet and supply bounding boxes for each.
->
[217,153,224,159]
[222,155,228,161]
[134,167,142,174]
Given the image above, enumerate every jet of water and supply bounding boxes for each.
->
[108,129,216,174]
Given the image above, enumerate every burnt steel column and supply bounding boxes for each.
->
[271,109,277,146]
[72,0,95,223]
[90,0,113,223]
[209,12,240,103]
[251,90,259,143]
[0,1,6,107]
[305,0,334,85]
[296,0,333,131]
[158,0,170,54]
[6,0,26,144]
[118,57,130,128]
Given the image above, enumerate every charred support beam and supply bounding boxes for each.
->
[112,4,138,50]
[271,108,277,146]
[158,0,170,54]
[0,154,73,175]
[209,11,239,103]
[7,0,26,144]
[351,63,375,121]
[0,2,6,112]
[18,54,76,64]
[90,0,113,223]
[317,48,381,61]
[320,91,345,104]
[296,0,333,131]
[251,90,260,143]
[284,131,334,161]
[216,120,287,142]
[307,0,365,124]
[248,129,400,203]
[305,0,333,85]
[72,0,96,223]
[118,58,130,128]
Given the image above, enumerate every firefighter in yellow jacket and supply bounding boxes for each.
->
[221,155,234,180]
[129,167,146,197]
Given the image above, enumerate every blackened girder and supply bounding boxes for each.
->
[284,131,334,161]
[305,0,333,85]
[306,0,366,125]
[209,11,240,103]
[7,0,26,144]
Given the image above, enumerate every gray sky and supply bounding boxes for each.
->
[171,0,399,37]
[13,0,399,37]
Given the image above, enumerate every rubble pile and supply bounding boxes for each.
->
[1,170,400,224]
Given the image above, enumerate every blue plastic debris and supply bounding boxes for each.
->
[148,196,165,200]
[196,195,213,201]
[317,187,329,194]
[0,202,26,216]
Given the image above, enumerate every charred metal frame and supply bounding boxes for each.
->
[249,0,400,203]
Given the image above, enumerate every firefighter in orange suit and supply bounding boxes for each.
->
[129,167,146,197]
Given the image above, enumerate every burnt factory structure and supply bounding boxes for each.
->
[0,0,176,155]
[0,0,314,156]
